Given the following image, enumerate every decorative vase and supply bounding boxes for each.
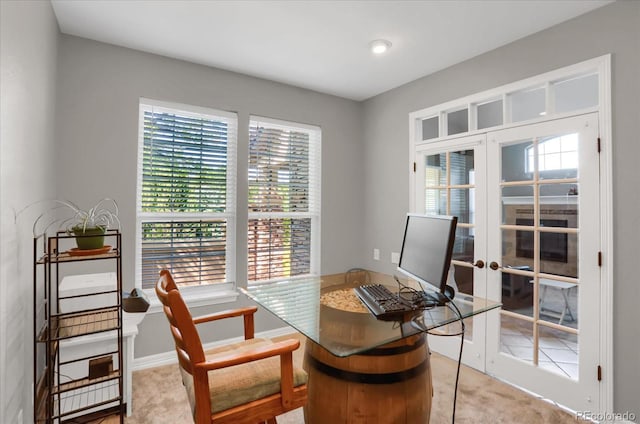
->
[72,226,106,250]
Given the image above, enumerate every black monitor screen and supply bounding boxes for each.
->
[397,214,458,298]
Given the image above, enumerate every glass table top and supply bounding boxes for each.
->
[240,270,500,357]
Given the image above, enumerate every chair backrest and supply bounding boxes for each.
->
[156,269,206,374]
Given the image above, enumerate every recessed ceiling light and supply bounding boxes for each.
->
[370,39,392,55]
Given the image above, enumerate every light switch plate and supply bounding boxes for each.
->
[391,252,400,264]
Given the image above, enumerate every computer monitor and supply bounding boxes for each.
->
[397,214,458,305]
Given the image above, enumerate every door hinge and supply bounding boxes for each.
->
[597,137,601,153]
[598,251,602,267]
[413,162,416,172]
[597,365,602,381]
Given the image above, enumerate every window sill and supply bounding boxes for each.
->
[145,284,240,314]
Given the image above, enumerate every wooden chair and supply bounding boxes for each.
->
[156,270,308,424]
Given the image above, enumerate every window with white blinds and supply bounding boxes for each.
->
[137,99,237,290]
[248,117,321,283]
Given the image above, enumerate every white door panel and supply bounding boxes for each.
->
[414,135,487,370]
[485,113,600,412]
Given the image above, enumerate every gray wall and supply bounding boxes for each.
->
[361,1,639,419]
[0,2,59,423]
[54,35,366,357]
[3,0,638,421]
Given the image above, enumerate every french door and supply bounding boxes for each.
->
[414,133,488,370]
[485,114,600,412]
[414,113,601,412]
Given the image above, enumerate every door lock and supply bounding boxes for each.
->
[489,261,500,270]
[473,260,485,269]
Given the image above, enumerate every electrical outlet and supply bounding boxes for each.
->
[391,252,400,264]
[373,248,380,261]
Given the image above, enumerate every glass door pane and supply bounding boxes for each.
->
[497,132,581,367]
[424,149,476,271]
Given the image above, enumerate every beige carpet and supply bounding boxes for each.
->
[119,333,575,423]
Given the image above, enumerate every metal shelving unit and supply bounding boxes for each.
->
[34,230,124,423]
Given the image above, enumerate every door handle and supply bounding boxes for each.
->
[489,261,500,271]
[473,260,485,269]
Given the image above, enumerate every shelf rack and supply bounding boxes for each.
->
[34,230,124,423]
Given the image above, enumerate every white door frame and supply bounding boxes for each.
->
[408,55,613,414]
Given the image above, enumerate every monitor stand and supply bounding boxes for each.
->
[420,285,455,307]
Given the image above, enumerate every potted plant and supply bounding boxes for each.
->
[30,198,120,250]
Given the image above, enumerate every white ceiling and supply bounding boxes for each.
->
[50,0,612,101]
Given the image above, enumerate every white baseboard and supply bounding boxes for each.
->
[132,326,297,371]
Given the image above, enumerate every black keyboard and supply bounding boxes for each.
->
[354,284,417,320]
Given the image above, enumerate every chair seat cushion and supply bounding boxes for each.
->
[180,337,308,416]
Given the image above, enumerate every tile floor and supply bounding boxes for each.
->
[500,315,579,379]
[434,282,579,379]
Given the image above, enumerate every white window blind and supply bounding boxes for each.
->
[248,117,321,283]
[137,99,237,290]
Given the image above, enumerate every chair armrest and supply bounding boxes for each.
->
[193,340,300,408]
[195,339,300,371]
[194,338,302,409]
[192,306,258,339]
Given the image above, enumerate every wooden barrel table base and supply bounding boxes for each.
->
[303,334,432,423]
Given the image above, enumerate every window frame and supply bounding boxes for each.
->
[136,98,239,308]
[247,115,322,285]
